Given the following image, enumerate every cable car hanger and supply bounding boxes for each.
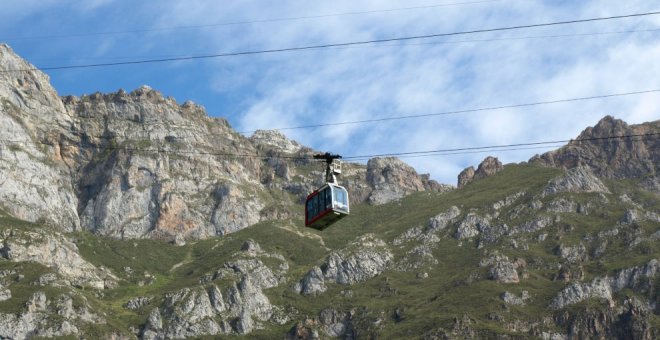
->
[304,153,350,230]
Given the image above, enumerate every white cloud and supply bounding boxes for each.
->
[4,0,659,186]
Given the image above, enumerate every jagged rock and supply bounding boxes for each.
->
[501,291,530,305]
[296,235,392,295]
[36,272,57,286]
[0,291,102,339]
[140,309,163,340]
[608,259,659,293]
[324,238,392,285]
[550,278,613,309]
[393,206,461,247]
[318,309,355,338]
[479,223,510,244]
[295,266,327,296]
[144,241,288,337]
[249,130,302,154]
[124,296,152,310]
[241,238,262,255]
[0,45,80,231]
[455,213,491,239]
[457,156,503,188]
[554,264,585,282]
[551,259,659,309]
[0,228,116,289]
[640,176,659,193]
[620,209,639,225]
[554,296,655,340]
[512,215,553,234]
[542,167,610,197]
[286,318,320,340]
[0,45,459,241]
[427,206,461,232]
[492,192,525,210]
[480,254,522,283]
[365,157,449,205]
[531,116,660,179]
[546,198,578,214]
[457,166,476,188]
[556,244,588,264]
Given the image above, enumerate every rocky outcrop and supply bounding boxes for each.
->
[142,240,289,338]
[457,156,503,188]
[250,130,302,154]
[0,291,103,339]
[0,228,116,289]
[501,291,530,305]
[480,253,525,284]
[287,309,356,340]
[556,244,588,264]
[0,44,452,240]
[295,235,392,295]
[392,206,461,271]
[550,259,659,309]
[0,44,80,231]
[554,297,656,340]
[531,116,659,179]
[454,213,491,240]
[364,157,451,205]
[542,167,610,196]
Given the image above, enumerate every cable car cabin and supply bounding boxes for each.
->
[305,183,350,230]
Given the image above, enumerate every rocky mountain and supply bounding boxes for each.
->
[0,43,446,241]
[0,44,659,339]
[530,115,659,179]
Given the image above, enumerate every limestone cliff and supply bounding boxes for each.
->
[0,44,446,240]
[531,115,659,179]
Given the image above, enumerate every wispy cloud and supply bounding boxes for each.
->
[3,0,659,184]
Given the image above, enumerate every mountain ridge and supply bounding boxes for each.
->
[0,44,658,339]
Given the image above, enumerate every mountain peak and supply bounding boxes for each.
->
[531,116,659,179]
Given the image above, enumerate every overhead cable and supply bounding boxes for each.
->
[3,10,660,72]
[1,0,500,42]
[239,89,660,133]
[37,27,660,64]
[340,132,660,160]
[0,133,657,161]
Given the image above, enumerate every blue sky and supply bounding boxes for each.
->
[2,0,659,185]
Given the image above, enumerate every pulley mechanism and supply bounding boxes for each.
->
[313,152,342,184]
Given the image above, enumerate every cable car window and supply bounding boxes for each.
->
[325,187,332,210]
[313,194,319,218]
[318,188,326,214]
[306,198,314,222]
[333,186,348,210]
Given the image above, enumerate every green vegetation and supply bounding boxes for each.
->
[0,163,657,337]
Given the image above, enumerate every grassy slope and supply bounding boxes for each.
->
[0,163,658,338]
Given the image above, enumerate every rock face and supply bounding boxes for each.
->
[0,227,116,289]
[295,234,392,295]
[480,253,524,284]
[542,167,610,196]
[457,156,503,188]
[142,240,289,338]
[0,44,80,231]
[0,44,450,240]
[550,259,659,309]
[363,157,451,205]
[554,297,655,340]
[0,291,103,339]
[531,115,660,179]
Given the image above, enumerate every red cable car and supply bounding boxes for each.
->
[305,153,350,230]
[305,183,350,230]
